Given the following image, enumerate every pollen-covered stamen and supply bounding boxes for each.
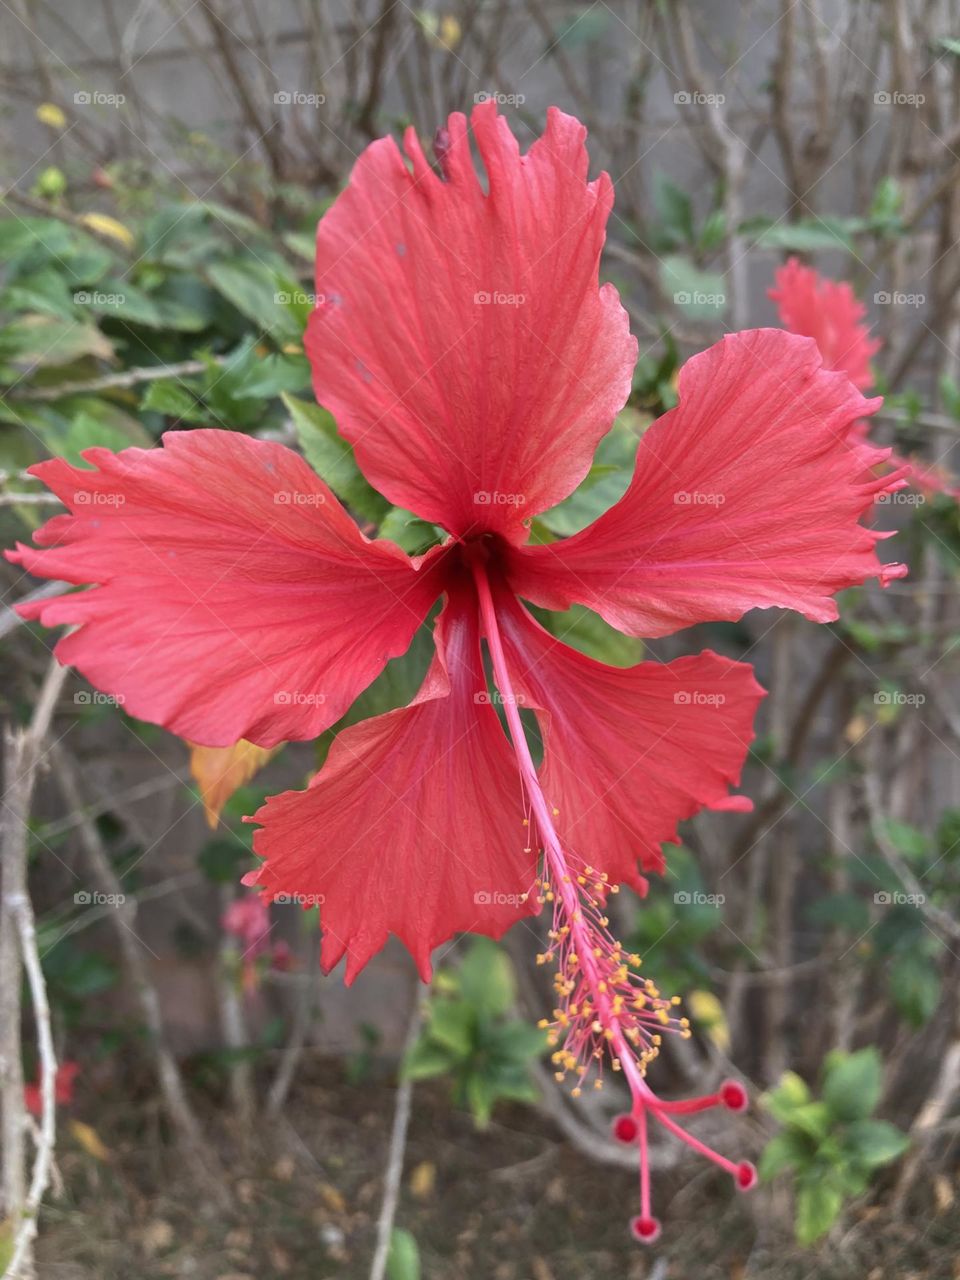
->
[470,556,755,1242]
[535,863,689,1095]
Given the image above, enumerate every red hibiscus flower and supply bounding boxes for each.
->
[9,103,907,1239]
[771,256,958,499]
[24,1060,80,1117]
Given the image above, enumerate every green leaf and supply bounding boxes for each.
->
[743,216,854,252]
[199,838,251,884]
[535,603,643,667]
[402,1036,456,1081]
[823,1048,882,1122]
[653,175,695,248]
[376,506,439,554]
[786,1102,832,1143]
[0,313,114,368]
[764,1069,812,1121]
[283,392,389,523]
[426,1001,474,1057]
[659,254,728,317]
[387,1229,420,1280]
[457,939,516,1019]
[759,1129,812,1181]
[142,379,203,420]
[206,259,309,344]
[844,1119,909,1168]
[795,1176,843,1245]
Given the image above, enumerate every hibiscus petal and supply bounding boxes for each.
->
[7,430,444,747]
[246,580,538,982]
[504,329,907,638]
[305,101,636,543]
[493,586,764,882]
[770,257,880,390]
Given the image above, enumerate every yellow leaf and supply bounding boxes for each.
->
[686,989,730,1052]
[79,212,135,250]
[439,15,462,46]
[70,1119,111,1161]
[318,1182,346,1213]
[189,740,280,828]
[36,102,67,129]
[409,1160,436,1200]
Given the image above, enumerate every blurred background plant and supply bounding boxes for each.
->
[2,2,960,1278]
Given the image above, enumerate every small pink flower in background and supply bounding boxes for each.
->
[222,894,272,958]
[221,894,292,989]
[9,104,908,1239]
[771,256,958,498]
[24,1060,80,1117]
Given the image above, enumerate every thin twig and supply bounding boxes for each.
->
[369,997,423,1280]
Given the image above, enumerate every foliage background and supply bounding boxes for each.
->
[2,2,960,1277]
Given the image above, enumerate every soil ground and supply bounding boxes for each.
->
[36,1058,958,1280]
